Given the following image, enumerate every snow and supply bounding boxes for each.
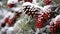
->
[43,5,52,13]
[3,12,14,20]
[55,15,60,21]
[22,2,43,12]
[7,0,18,4]
[50,15,60,25]
[22,2,43,9]
[0,8,8,24]
[11,7,22,13]
[22,2,33,6]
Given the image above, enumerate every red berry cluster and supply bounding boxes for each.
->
[36,11,52,28]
